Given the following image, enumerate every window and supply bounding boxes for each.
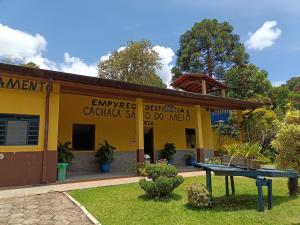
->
[0,114,39,146]
[185,128,196,149]
[72,124,95,150]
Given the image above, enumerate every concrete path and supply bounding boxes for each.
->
[0,171,204,199]
[0,192,93,225]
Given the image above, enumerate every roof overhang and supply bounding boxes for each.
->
[0,63,267,110]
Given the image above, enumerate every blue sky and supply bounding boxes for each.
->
[0,0,299,86]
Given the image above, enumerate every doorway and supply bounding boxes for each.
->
[144,127,154,162]
[72,124,95,150]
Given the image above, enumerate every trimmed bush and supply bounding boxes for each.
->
[139,164,184,199]
[186,183,210,208]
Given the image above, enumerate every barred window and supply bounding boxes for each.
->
[0,114,39,146]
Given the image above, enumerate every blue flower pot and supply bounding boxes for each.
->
[101,162,111,172]
[186,157,196,166]
[167,159,174,165]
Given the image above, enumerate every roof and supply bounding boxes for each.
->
[171,73,227,93]
[0,63,266,110]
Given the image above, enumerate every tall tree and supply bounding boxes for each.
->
[172,19,249,81]
[224,64,272,99]
[98,40,166,88]
[286,76,300,91]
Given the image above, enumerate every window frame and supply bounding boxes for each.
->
[0,114,40,146]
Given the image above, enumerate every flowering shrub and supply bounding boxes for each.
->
[272,105,300,172]
[186,183,211,208]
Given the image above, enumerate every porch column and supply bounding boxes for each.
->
[195,105,205,162]
[221,89,226,97]
[236,110,243,141]
[201,80,207,95]
[136,98,144,163]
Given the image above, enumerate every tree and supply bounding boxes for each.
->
[98,40,166,88]
[286,76,300,91]
[224,64,272,99]
[172,19,249,81]
[22,62,39,69]
[272,104,300,172]
[269,86,290,113]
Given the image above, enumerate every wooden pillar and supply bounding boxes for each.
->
[195,105,205,162]
[221,89,226,97]
[236,110,243,141]
[42,78,53,184]
[136,98,144,163]
[201,80,207,95]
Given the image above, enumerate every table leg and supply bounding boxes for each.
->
[267,179,272,210]
[206,170,212,206]
[256,179,264,212]
[225,176,229,196]
[230,176,235,195]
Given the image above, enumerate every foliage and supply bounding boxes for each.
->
[242,108,277,158]
[272,105,300,172]
[223,142,265,166]
[213,122,239,139]
[22,62,39,68]
[98,40,166,88]
[95,140,116,163]
[286,76,300,91]
[184,150,196,161]
[186,183,211,208]
[137,163,148,176]
[57,142,74,163]
[139,164,184,199]
[206,157,222,164]
[269,86,290,112]
[160,143,176,161]
[172,19,249,81]
[156,158,168,165]
[224,64,272,99]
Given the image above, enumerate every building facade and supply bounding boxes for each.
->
[0,64,261,188]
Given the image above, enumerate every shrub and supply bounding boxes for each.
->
[139,164,184,199]
[272,105,300,172]
[160,143,176,161]
[57,142,74,163]
[186,183,211,208]
[137,163,147,176]
[145,164,178,180]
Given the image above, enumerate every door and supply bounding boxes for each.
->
[144,127,154,162]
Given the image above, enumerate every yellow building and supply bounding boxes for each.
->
[0,64,262,187]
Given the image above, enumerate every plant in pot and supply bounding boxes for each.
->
[160,143,176,165]
[57,142,74,181]
[95,140,116,172]
[184,150,196,166]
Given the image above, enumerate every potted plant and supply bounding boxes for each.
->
[184,150,196,166]
[160,143,176,165]
[95,140,116,172]
[223,142,263,169]
[57,142,74,181]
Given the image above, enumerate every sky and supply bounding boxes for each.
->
[0,0,299,86]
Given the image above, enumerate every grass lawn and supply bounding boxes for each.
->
[70,176,300,225]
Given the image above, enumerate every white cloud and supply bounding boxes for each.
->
[245,21,282,50]
[60,53,98,77]
[0,24,175,83]
[0,24,47,58]
[272,80,286,87]
[152,45,175,86]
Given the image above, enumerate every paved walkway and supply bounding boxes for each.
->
[0,171,204,199]
[0,192,93,225]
